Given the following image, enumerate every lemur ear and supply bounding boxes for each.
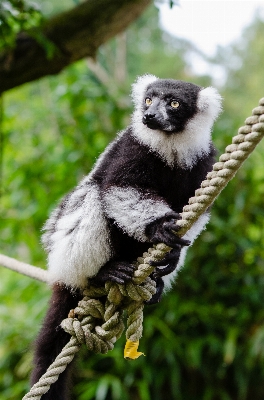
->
[197,87,222,120]
[131,74,158,107]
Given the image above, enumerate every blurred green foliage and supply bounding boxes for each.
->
[1,4,264,400]
[0,0,43,51]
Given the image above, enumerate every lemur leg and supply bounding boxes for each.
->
[31,284,82,400]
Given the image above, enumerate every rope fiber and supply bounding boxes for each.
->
[2,99,264,400]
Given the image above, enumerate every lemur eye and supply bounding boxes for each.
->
[171,100,180,108]
[145,98,152,106]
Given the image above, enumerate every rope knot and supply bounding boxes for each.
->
[61,293,125,353]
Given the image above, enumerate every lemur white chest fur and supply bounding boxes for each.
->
[42,74,222,290]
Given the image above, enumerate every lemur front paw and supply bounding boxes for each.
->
[145,212,191,248]
[90,261,136,285]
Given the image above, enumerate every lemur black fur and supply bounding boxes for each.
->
[31,75,222,399]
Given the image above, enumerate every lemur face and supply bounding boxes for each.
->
[142,79,201,133]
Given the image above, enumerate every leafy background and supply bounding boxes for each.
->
[1,2,264,399]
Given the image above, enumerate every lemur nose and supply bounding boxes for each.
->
[143,112,155,121]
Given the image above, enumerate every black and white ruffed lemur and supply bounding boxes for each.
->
[31,75,222,399]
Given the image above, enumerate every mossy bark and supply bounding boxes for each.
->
[0,0,151,93]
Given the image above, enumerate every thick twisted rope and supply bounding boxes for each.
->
[22,337,80,399]
[18,98,264,399]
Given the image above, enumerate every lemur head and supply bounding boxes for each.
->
[131,74,222,168]
[142,79,201,133]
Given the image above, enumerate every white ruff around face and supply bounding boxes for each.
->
[132,109,213,169]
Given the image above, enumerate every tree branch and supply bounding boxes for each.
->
[0,0,151,93]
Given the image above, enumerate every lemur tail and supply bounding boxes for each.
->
[31,284,82,400]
